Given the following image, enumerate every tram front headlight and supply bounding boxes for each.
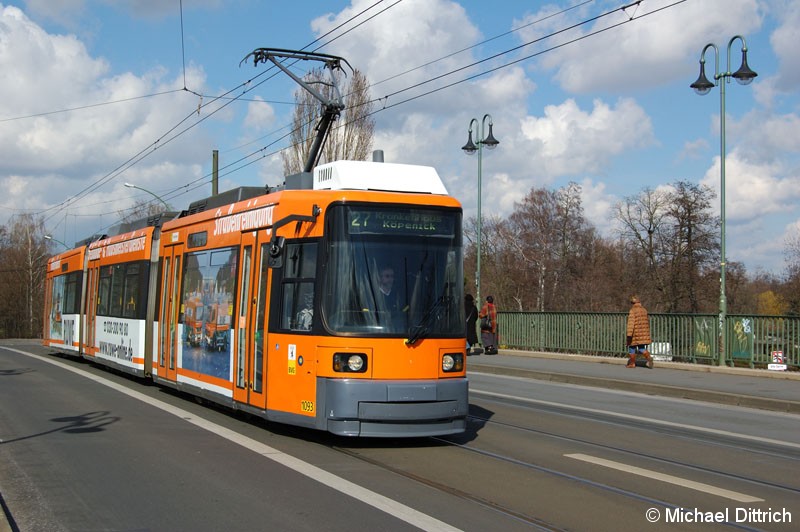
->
[442,353,463,372]
[333,353,368,373]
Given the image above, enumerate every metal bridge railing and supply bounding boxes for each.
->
[497,312,799,370]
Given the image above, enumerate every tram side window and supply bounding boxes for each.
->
[110,265,125,317]
[180,246,238,330]
[122,263,139,318]
[278,242,317,331]
[97,262,148,319]
[98,266,111,316]
[63,272,82,314]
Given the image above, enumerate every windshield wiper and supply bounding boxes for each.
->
[405,294,450,346]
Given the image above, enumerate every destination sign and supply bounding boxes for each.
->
[347,208,456,237]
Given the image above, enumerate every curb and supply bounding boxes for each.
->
[495,349,800,380]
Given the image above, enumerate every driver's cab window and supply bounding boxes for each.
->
[279,242,317,331]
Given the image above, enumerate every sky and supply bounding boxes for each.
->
[1,0,798,275]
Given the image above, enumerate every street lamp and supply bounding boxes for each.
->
[124,182,170,209]
[462,114,499,305]
[690,35,757,366]
[44,235,69,249]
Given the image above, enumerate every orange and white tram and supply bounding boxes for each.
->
[44,160,469,437]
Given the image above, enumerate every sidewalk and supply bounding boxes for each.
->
[467,349,800,414]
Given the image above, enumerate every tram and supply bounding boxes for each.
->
[43,160,469,437]
[43,47,468,437]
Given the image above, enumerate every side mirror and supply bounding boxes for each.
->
[268,236,285,268]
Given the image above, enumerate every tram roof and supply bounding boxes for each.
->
[313,161,448,195]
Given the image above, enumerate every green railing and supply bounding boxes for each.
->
[498,312,800,370]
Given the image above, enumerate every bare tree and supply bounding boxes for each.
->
[665,181,719,312]
[0,214,49,338]
[784,229,800,314]
[116,199,171,225]
[615,182,719,312]
[495,183,598,312]
[282,68,375,175]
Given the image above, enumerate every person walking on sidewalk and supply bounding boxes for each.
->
[479,295,498,355]
[626,295,653,368]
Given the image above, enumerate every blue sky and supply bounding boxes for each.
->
[1,0,798,274]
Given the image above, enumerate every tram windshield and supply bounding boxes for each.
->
[322,204,463,338]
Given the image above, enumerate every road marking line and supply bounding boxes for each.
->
[564,453,763,503]
[471,387,800,450]
[6,347,461,532]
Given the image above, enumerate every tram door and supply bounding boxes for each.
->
[233,231,269,409]
[159,243,183,383]
[85,266,98,356]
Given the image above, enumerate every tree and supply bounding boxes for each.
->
[614,181,719,313]
[664,181,719,312]
[614,187,670,308]
[116,198,172,226]
[0,214,49,338]
[757,290,788,316]
[784,228,800,314]
[496,183,599,312]
[281,68,375,175]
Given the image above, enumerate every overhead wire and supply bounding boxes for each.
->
[367,0,596,91]
[111,0,687,219]
[41,0,396,228]
[42,0,685,230]
[175,0,680,199]
[105,0,401,219]
[0,89,185,123]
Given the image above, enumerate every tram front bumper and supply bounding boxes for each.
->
[321,377,469,437]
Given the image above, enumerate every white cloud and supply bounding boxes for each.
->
[527,0,763,94]
[769,0,800,91]
[578,178,617,236]
[679,138,710,161]
[312,0,482,119]
[699,151,800,223]
[243,96,275,131]
[519,98,654,176]
[735,111,800,163]
[0,5,217,239]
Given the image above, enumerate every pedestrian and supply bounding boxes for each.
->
[479,295,498,355]
[464,294,479,354]
[626,295,653,368]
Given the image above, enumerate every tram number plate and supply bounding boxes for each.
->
[300,400,315,413]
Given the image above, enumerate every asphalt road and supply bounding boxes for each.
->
[2,340,798,531]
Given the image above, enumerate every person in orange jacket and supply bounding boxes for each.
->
[626,295,653,368]
[479,295,498,355]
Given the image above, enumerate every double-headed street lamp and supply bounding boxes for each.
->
[124,182,170,210]
[462,114,499,305]
[690,35,757,366]
[44,234,69,249]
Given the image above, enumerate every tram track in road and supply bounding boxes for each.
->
[464,410,800,496]
[329,432,759,532]
[10,346,793,530]
[328,442,566,532]
[466,395,800,498]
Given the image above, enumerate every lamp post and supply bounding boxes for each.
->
[44,235,69,249]
[124,182,170,209]
[690,35,757,366]
[461,114,499,305]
